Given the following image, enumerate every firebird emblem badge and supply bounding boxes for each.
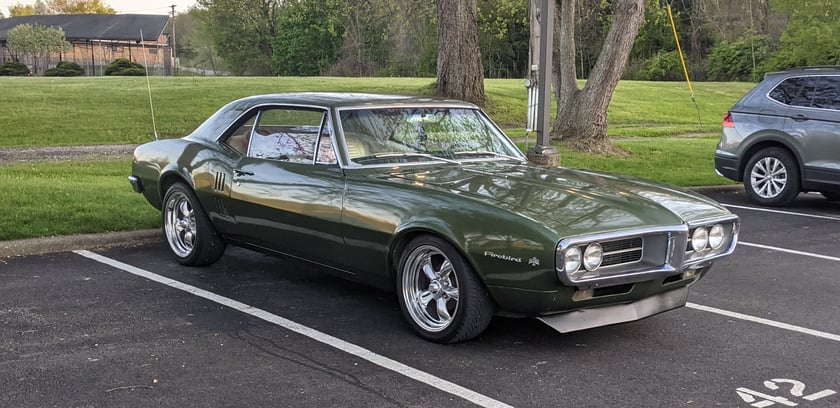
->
[528,257,540,267]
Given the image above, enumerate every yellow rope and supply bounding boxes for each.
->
[667,4,700,124]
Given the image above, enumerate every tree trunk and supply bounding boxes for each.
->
[551,0,644,154]
[435,0,486,106]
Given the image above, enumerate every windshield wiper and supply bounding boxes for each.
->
[452,150,527,163]
[355,152,461,165]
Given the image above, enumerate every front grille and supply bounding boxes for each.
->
[601,237,643,267]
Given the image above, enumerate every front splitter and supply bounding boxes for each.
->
[536,286,689,333]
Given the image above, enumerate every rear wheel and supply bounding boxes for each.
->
[743,147,800,206]
[162,182,226,266]
[396,235,494,343]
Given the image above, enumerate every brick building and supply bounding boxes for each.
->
[0,14,171,75]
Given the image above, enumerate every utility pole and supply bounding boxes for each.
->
[525,0,560,166]
[170,4,177,75]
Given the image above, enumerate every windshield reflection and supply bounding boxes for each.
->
[338,107,525,166]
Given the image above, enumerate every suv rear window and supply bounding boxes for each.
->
[768,75,840,110]
[768,76,815,106]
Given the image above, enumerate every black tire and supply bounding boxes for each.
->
[396,235,494,343]
[743,147,800,206]
[820,191,840,201]
[162,182,226,266]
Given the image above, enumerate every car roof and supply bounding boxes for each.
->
[764,66,840,79]
[233,92,479,109]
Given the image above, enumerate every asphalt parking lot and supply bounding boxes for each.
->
[2,189,838,407]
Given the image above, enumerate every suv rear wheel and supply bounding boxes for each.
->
[744,147,800,206]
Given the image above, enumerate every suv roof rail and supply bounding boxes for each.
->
[763,66,840,79]
[783,66,840,72]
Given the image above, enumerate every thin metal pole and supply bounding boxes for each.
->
[535,0,554,147]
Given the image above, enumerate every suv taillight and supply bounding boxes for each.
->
[722,112,735,128]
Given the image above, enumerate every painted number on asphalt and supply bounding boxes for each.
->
[736,379,836,407]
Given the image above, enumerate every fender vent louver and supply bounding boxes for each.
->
[214,172,226,192]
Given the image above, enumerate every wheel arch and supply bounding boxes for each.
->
[159,167,196,202]
[739,138,803,184]
[387,225,491,292]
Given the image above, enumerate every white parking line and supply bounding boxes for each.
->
[686,302,840,343]
[722,204,840,222]
[739,241,840,263]
[73,250,513,408]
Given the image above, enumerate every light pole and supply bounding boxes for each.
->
[526,0,560,166]
[170,4,177,75]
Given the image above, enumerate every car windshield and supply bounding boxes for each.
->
[338,107,526,166]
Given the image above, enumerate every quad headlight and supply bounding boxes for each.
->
[563,243,604,275]
[564,246,582,274]
[691,227,709,252]
[708,224,725,249]
[583,243,603,271]
[690,224,727,252]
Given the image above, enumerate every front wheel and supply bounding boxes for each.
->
[396,235,494,343]
[162,182,226,266]
[743,147,800,206]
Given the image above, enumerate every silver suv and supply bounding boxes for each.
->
[715,67,840,206]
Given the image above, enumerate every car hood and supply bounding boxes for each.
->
[377,162,730,236]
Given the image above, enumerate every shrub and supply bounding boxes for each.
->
[634,51,683,81]
[104,58,145,76]
[707,36,768,82]
[45,61,85,77]
[0,61,30,76]
[109,67,146,76]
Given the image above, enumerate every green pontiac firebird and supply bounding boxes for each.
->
[129,92,739,343]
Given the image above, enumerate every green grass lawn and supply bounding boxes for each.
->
[0,76,748,241]
[0,76,752,146]
[0,160,159,241]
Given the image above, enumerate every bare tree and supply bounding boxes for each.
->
[552,0,644,154]
[435,0,486,106]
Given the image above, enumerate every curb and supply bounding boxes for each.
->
[0,185,745,259]
[1,229,161,259]
[687,184,744,195]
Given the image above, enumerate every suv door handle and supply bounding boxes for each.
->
[234,169,254,176]
[792,114,809,122]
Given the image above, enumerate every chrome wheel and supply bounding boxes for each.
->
[401,245,460,333]
[164,191,196,258]
[750,156,788,199]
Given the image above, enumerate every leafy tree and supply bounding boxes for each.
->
[769,0,840,69]
[436,0,485,106]
[329,0,392,77]
[174,6,229,75]
[46,0,115,14]
[707,35,768,81]
[8,0,114,15]
[197,0,279,75]
[478,0,529,78]
[552,0,645,154]
[6,23,72,75]
[8,1,49,16]
[271,0,344,76]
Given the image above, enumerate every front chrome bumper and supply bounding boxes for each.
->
[128,175,144,193]
[536,286,688,333]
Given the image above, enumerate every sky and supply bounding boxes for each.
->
[1,0,198,16]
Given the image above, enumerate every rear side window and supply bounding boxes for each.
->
[767,76,840,110]
[811,76,840,110]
